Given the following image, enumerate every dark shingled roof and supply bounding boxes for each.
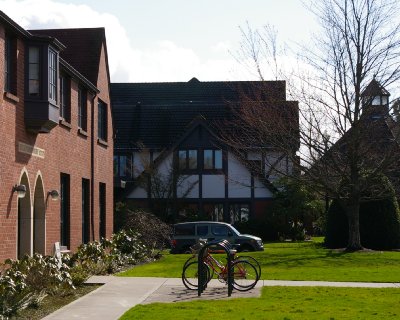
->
[29,28,106,85]
[111,80,294,150]
[362,78,390,97]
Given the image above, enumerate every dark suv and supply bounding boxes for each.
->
[170,221,264,253]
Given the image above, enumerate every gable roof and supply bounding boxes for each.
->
[29,28,106,85]
[120,118,276,199]
[111,79,293,150]
[0,10,30,38]
[361,78,390,97]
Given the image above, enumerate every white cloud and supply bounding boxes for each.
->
[0,0,249,82]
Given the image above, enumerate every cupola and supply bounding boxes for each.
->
[361,78,390,118]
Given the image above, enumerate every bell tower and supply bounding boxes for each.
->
[361,78,390,118]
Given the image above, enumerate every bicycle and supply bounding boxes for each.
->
[182,242,259,291]
[182,241,261,281]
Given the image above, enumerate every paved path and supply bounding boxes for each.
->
[43,276,400,320]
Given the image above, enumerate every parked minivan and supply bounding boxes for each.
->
[170,221,264,253]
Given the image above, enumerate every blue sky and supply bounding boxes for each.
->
[0,0,317,82]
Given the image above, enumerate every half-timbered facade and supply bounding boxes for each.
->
[112,78,298,223]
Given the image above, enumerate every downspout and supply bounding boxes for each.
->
[91,93,97,241]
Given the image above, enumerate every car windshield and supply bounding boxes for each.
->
[230,225,241,235]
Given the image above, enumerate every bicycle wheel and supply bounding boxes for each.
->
[182,261,210,290]
[230,260,259,291]
[183,255,196,268]
[234,255,261,279]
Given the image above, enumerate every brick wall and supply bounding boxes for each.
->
[0,25,114,260]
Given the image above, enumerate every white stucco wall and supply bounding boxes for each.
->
[127,186,147,198]
[247,151,262,161]
[254,177,273,198]
[132,151,149,178]
[177,175,199,198]
[202,175,225,198]
[265,152,289,181]
[228,152,251,198]
[157,154,173,175]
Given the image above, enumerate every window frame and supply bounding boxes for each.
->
[203,149,223,170]
[82,178,90,244]
[113,154,133,178]
[229,204,250,224]
[48,48,57,103]
[4,35,13,93]
[98,99,108,141]
[203,203,224,222]
[59,73,71,122]
[60,173,70,248]
[99,183,106,239]
[78,86,87,131]
[177,149,198,171]
[28,46,40,97]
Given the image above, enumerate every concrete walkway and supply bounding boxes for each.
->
[43,276,400,320]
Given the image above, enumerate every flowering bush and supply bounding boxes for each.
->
[0,229,162,318]
[0,254,74,318]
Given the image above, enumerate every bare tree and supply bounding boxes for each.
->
[135,150,199,222]
[225,0,400,250]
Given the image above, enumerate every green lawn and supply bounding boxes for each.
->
[119,238,400,282]
[120,286,400,320]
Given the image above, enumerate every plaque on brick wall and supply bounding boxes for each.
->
[18,142,45,158]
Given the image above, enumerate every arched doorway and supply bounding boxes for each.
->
[33,176,46,255]
[18,173,32,259]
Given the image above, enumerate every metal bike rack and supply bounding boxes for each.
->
[197,239,236,297]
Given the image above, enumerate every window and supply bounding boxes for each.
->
[204,203,224,221]
[78,87,87,131]
[178,149,197,170]
[4,35,15,93]
[203,149,223,170]
[60,173,70,248]
[197,225,208,236]
[114,154,133,178]
[174,224,195,236]
[99,183,106,239]
[28,46,40,96]
[229,204,250,224]
[211,225,230,236]
[98,100,107,141]
[59,74,71,122]
[82,179,90,244]
[48,48,57,102]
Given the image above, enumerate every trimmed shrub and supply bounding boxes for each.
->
[361,198,400,249]
[325,200,349,248]
[325,180,400,249]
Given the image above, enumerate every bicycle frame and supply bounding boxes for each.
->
[202,250,249,282]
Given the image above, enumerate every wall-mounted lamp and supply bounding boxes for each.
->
[13,184,27,199]
[48,190,60,201]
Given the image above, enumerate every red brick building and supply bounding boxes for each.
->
[0,10,113,261]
